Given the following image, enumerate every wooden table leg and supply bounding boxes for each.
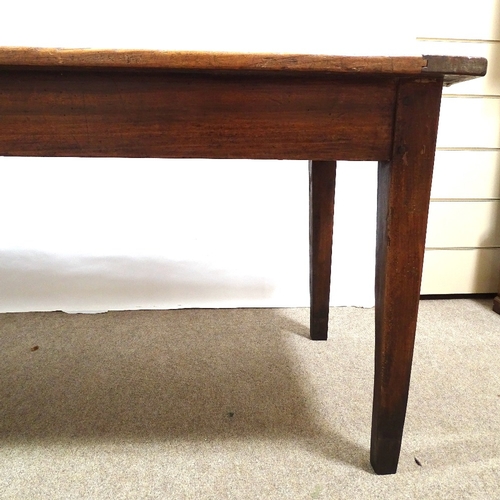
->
[309,160,336,340]
[493,271,500,314]
[494,295,500,314]
[370,79,443,474]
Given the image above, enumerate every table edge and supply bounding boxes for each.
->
[0,47,487,83]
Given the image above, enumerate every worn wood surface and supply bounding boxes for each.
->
[0,71,395,161]
[0,48,486,84]
[423,55,488,85]
[0,47,429,73]
[370,78,443,475]
[309,161,336,340]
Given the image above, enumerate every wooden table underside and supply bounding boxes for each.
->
[0,48,486,475]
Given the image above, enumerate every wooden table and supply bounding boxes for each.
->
[0,48,486,474]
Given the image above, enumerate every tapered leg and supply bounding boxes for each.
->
[370,79,443,474]
[309,160,336,340]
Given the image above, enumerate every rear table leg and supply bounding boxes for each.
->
[309,160,336,341]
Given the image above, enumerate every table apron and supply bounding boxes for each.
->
[0,70,397,161]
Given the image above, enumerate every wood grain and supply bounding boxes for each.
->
[370,78,443,475]
[0,71,395,161]
[309,161,336,340]
[423,55,487,85]
[0,47,429,74]
[0,48,486,84]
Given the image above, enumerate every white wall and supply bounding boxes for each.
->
[417,0,500,294]
[0,1,420,312]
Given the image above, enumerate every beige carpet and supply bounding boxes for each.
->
[0,299,499,499]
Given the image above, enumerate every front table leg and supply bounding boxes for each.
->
[309,160,337,340]
[370,79,443,474]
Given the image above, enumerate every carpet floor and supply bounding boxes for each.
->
[0,299,499,499]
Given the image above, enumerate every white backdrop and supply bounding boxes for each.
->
[0,1,418,312]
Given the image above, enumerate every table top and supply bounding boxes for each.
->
[0,47,487,85]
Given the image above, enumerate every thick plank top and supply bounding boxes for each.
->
[0,47,487,84]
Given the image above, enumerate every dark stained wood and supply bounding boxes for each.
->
[309,161,336,340]
[0,48,487,475]
[494,296,500,314]
[423,55,488,85]
[370,78,443,475]
[0,71,395,161]
[493,273,500,314]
